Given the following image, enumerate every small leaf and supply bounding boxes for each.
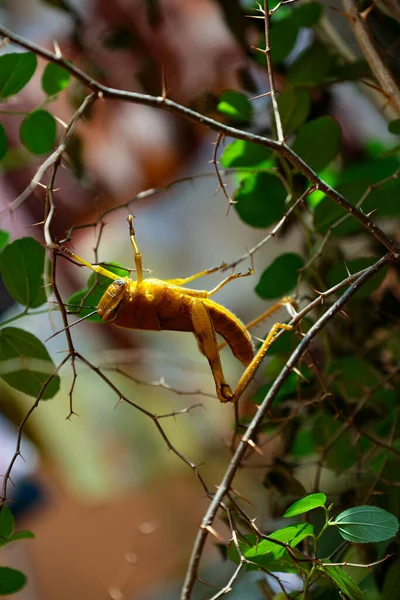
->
[0,52,37,98]
[0,567,26,595]
[256,253,303,299]
[287,40,333,86]
[0,327,60,399]
[220,139,272,168]
[277,89,311,133]
[332,506,399,543]
[0,124,8,161]
[0,230,9,250]
[388,119,400,135]
[0,237,46,307]
[217,90,253,122]
[234,172,287,228]
[243,523,313,568]
[269,18,299,63]
[292,116,341,172]
[67,263,127,323]
[20,110,57,155]
[283,493,327,518]
[6,530,35,544]
[0,507,14,541]
[41,62,71,96]
[321,565,367,600]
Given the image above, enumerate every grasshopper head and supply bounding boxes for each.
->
[97,278,129,322]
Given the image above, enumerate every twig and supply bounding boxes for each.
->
[0,25,399,255]
[180,254,390,599]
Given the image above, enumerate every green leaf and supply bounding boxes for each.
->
[256,253,303,299]
[0,237,46,307]
[41,62,71,96]
[234,171,286,228]
[0,52,37,98]
[321,565,367,600]
[291,428,315,457]
[287,40,333,86]
[67,263,127,323]
[0,507,14,541]
[0,230,9,250]
[0,124,7,162]
[243,523,313,568]
[217,90,252,122]
[6,530,35,544]
[312,413,357,471]
[20,110,57,155]
[292,116,341,172]
[0,567,26,595]
[220,140,272,168]
[283,493,327,517]
[389,119,400,135]
[327,258,387,299]
[269,18,299,64]
[0,327,60,399]
[331,59,371,81]
[291,3,323,27]
[332,506,399,543]
[277,89,311,133]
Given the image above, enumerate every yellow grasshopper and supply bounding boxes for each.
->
[63,216,292,403]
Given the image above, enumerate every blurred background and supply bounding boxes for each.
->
[0,0,398,598]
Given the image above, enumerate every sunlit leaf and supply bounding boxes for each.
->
[0,52,37,98]
[234,171,286,228]
[0,237,46,307]
[41,62,71,96]
[220,139,272,168]
[20,110,57,155]
[217,90,252,121]
[0,230,9,250]
[0,327,60,399]
[283,493,326,518]
[332,506,399,543]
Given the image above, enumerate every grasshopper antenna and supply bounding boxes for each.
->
[127,215,143,283]
[45,310,98,342]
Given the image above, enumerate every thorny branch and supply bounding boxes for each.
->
[0,25,399,255]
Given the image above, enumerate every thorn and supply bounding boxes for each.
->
[360,2,375,19]
[249,91,272,101]
[339,309,350,319]
[247,439,264,455]
[343,261,352,278]
[195,575,213,587]
[26,220,45,227]
[366,209,378,218]
[114,396,124,409]
[250,45,268,55]
[292,367,309,382]
[52,39,62,58]
[203,525,224,541]
[309,285,324,296]
[229,487,254,505]
[161,64,168,99]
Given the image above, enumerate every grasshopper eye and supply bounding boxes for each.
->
[97,280,127,322]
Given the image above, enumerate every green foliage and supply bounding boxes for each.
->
[0,238,47,308]
[220,140,272,168]
[217,90,252,122]
[0,53,37,98]
[321,565,367,600]
[283,493,327,517]
[287,40,333,86]
[256,253,303,299]
[0,328,60,399]
[327,257,387,298]
[41,62,71,96]
[20,110,57,154]
[0,568,26,596]
[234,171,287,227]
[277,89,311,133]
[388,119,400,135]
[292,116,341,172]
[332,506,399,543]
[0,506,34,595]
